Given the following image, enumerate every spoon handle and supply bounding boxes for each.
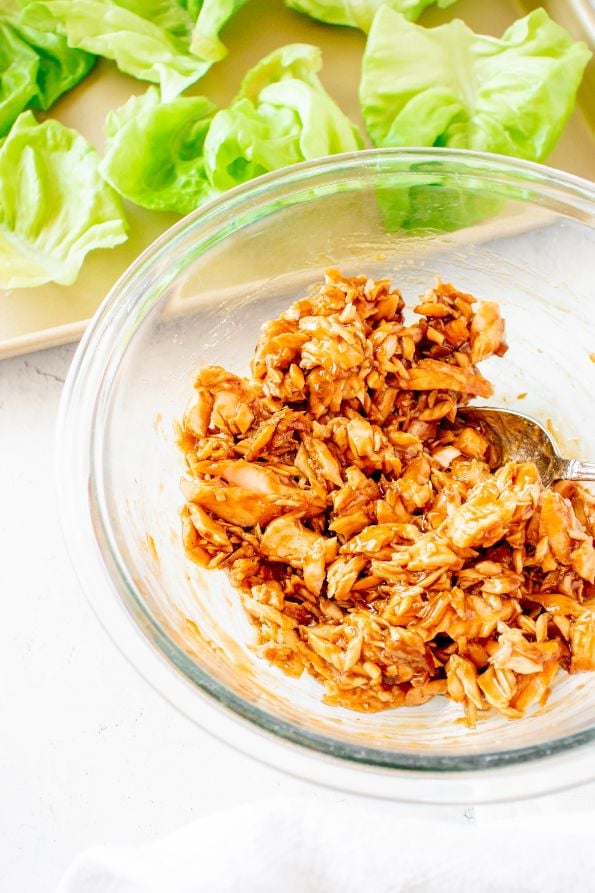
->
[563,459,595,482]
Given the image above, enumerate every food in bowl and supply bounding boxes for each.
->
[177,269,595,725]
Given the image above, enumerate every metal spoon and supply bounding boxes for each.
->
[458,407,595,487]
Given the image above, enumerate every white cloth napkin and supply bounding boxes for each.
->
[57,797,595,893]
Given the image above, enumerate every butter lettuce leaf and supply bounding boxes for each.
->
[8,20,95,111]
[0,23,38,137]
[100,87,217,214]
[204,43,363,191]
[102,43,361,213]
[190,0,249,62]
[0,8,94,136]
[285,0,457,31]
[0,111,127,288]
[21,0,211,100]
[360,7,591,161]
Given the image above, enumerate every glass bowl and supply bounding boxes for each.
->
[57,148,595,803]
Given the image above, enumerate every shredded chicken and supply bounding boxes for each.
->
[178,271,595,723]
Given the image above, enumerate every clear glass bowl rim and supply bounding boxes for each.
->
[57,147,595,803]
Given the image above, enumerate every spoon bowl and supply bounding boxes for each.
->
[459,407,595,487]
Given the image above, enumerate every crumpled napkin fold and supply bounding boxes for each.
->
[57,797,594,893]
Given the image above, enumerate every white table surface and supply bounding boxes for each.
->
[3,344,595,892]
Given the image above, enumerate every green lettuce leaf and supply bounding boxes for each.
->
[204,43,363,191]
[0,23,38,137]
[285,0,457,32]
[0,111,128,288]
[0,7,94,137]
[21,0,213,100]
[190,0,249,62]
[360,7,592,161]
[100,87,217,214]
[9,19,95,111]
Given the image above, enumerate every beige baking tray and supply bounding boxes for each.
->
[1,0,594,360]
